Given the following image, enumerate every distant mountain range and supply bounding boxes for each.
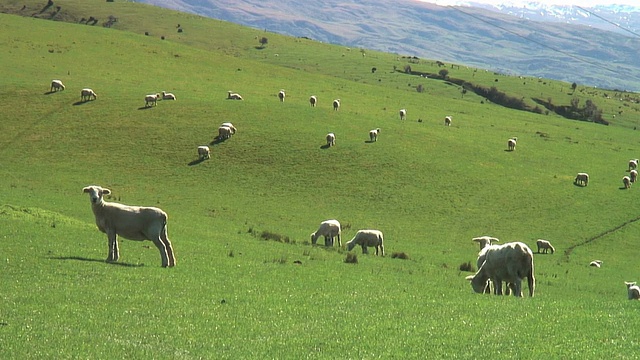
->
[134,0,640,91]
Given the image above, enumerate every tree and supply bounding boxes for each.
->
[258,37,268,48]
[438,69,449,79]
[571,82,577,94]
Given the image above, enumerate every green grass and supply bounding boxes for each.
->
[2,1,640,358]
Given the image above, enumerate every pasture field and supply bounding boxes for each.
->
[2,1,640,358]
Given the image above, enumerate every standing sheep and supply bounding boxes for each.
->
[309,95,317,107]
[220,122,237,134]
[82,185,176,267]
[623,176,632,189]
[278,89,286,102]
[574,172,589,186]
[507,137,517,151]
[399,109,407,121]
[629,159,639,171]
[80,88,97,101]
[227,91,243,100]
[631,170,638,183]
[197,145,210,160]
[333,99,340,111]
[310,219,342,247]
[326,132,336,147]
[346,229,384,256]
[50,79,65,92]
[625,282,640,300]
[145,93,160,107]
[536,239,555,254]
[369,128,380,142]
[161,91,176,100]
[444,116,452,126]
[218,126,233,140]
[589,260,603,268]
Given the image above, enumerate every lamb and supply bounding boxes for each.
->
[80,88,97,101]
[623,175,632,189]
[82,185,176,267]
[197,145,210,160]
[161,91,176,100]
[227,91,243,100]
[574,172,589,186]
[50,79,65,92]
[309,95,317,107]
[278,89,286,102]
[631,170,638,183]
[369,128,380,142]
[145,93,160,107]
[466,242,535,297]
[535,239,555,254]
[326,132,336,147]
[629,159,639,171]
[507,137,517,151]
[589,260,603,268]
[399,109,407,120]
[333,99,340,111]
[218,126,233,140]
[472,236,500,250]
[625,282,640,300]
[310,219,342,247]
[444,116,452,126]
[220,122,237,134]
[346,229,384,256]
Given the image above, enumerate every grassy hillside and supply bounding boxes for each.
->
[2,1,640,358]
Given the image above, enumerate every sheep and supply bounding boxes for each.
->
[574,172,589,186]
[309,95,317,107]
[625,282,640,300]
[466,242,535,297]
[474,243,515,295]
[333,99,340,111]
[82,185,176,267]
[472,236,500,250]
[326,132,336,147]
[80,88,97,101]
[220,122,237,134]
[399,109,407,120]
[369,128,380,142]
[346,229,384,256]
[589,260,603,268]
[507,137,517,151]
[227,91,243,100]
[444,116,452,126]
[161,91,176,100]
[278,89,285,102]
[145,93,160,107]
[631,170,638,183]
[50,79,65,92]
[197,145,210,160]
[310,219,341,247]
[629,159,639,171]
[218,126,233,140]
[536,239,555,254]
[623,175,632,189]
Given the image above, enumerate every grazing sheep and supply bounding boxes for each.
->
[346,229,384,256]
[575,172,589,186]
[623,175,632,189]
[220,122,237,134]
[625,282,640,300]
[197,145,210,160]
[507,137,517,151]
[472,236,500,250]
[333,99,340,111]
[218,126,233,140]
[474,244,514,295]
[278,89,286,102]
[145,93,160,107]
[399,109,407,120]
[80,88,97,101]
[82,185,176,267]
[310,219,342,247]
[161,91,176,100]
[631,170,638,183]
[590,260,603,268]
[369,128,380,142]
[227,91,243,100]
[466,242,535,297]
[326,132,336,147]
[536,239,555,254]
[629,159,639,171]
[444,115,452,126]
[309,95,317,107]
[50,79,65,92]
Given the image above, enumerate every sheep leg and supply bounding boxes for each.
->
[161,227,175,267]
[152,238,170,267]
[361,245,368,254]
[106,231,119,262]
[336,235,342,247]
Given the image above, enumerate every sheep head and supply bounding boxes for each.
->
[83,185,111,204]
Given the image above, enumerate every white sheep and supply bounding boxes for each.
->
[466,242,535,297]
[278,89,286,102]
[197,145,210,160]
[227,91,243,100]
[310,219,342,247]
[369,128,380,142]
[50,79,65,92]
[82,185,176,267]
[145,93,160,107]
[220,122,237,134]
[623,175,632,189]
[574,172,589,186]
[631,170,638,183]
[472,236,500,250]
[80,88,97,101]
[399,109,407,120]
[474,243,514,295]
[589,260,603,268]
[625,282,640,300]
[536,239,555,254]
[507,137,517,151]
[629,159,639,171]
[444,116,452,126]
[333,99,340,111]
[218,126,233,140]
[309,95,317,107]
[346,229,384,256]
[162,91,176,100]
[326,132,336,147]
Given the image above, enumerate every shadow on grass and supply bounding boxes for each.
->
[188,158,205,166]
[137,106,153,110]
[210,137,227,145]
[364,140,376,144]
[49,256,144,267]
[72,100,91,106]
[320,144,331,150]
[44,91,58,95]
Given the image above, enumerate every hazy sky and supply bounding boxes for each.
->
[418,0,639,6]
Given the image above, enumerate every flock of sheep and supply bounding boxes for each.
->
[574,158,640,189]
[310,219,384,256]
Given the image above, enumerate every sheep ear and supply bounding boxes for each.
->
[102,188,111,195]
[82,187,91,193]
[472,238,480,242]
[465,275,475,281]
